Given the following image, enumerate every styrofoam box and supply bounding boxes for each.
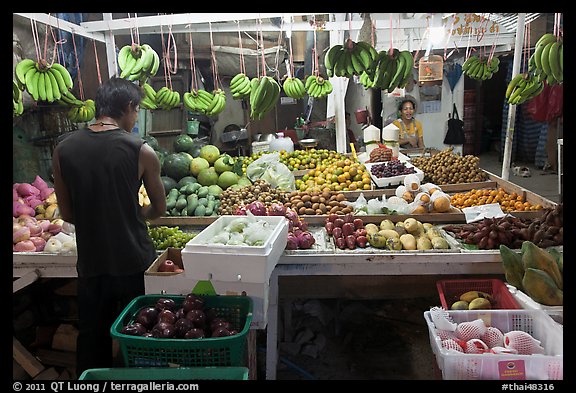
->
[144,248,269,329]
[424,309,563,380]
[182,215,288,284]
[506,284,563,325]
[364,161,424,188]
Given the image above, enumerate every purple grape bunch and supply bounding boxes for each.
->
[370,160,416,178]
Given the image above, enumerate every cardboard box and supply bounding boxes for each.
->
[145,248,269,329]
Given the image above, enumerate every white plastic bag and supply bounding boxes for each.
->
[246,152,295,191]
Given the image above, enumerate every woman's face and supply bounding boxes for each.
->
[400,102,414,120]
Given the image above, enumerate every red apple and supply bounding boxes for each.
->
[158,259,176,272]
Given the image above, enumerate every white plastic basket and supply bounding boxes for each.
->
[424,309,563,380]
[364,161,424,188]
[182,215,288,283]
[506,284,563,325]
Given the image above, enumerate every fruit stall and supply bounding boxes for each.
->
[13,13,562,381]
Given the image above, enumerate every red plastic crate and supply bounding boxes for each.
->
[436,279,521,310]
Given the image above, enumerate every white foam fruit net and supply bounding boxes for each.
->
[430,306,457,331]
[464,338,489,354]
[503,331,545,355]
[441,338,464,352]
[455,318,487,341]
[481,326,504,348]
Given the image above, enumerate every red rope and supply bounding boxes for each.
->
[71,32,83,101]
[93,39,102,86]
[188,32,198,91]
[209,22,220,90]
[259,19,266,77]
[30,19,41,63]
[237,21,246,75]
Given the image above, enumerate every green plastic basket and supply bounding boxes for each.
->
[79,367,249,380]
[110,294,253,367]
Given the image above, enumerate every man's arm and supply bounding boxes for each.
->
[51,147,74,224]
[139,143,166,220]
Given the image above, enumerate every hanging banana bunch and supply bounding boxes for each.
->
[530,33,563,85]
[371,48,414,92]
[505,72,545,105]
[140,82,158,110]
[462,55,500,80]
[359,70,376,89]
[13,80,24,116]
[305,75,333,99]
[67,99,96,123]
[183,89,226,116]
[282,77,307,99]
[15,58,74,103]
[249,75,281,120]
[154,86,180,110]
[325,39,378,79]
[229,72,252,100]
[118,43,160,83]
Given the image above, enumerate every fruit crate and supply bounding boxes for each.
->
[110,294,252,367]
[424,309,563,380]
[436,279,521,310]
[79,367,249,380]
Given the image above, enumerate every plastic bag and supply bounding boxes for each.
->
[246,152,296,191]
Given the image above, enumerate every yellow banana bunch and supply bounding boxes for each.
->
[155,86,180,110]
[325,39,377,79]
[249,75,281,120]
[282,76,307,99]
[118,43,160,83]
[531,33,563,85]
[462,55,499,81]
[229,73,252,100]
[305,75,333,99]
[140,82,158,110]
[505,72,544,105]
[372,48,414,92]
[67,99,96,123]
[13,80,24,116]
[138,184,151,207]
[15,58,74,103]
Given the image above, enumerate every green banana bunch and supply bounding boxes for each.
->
[325,39,377,79]
[155,86,181,110]
[359,70,376,89]
[505,72,544,105]
[15,58,74,103]
[229,73,252,100]
[462,55,499,81]
[249,75,281,120]
[183,89,215,114]
[13,80,24,116]
[56,89,84,108]
[305,75,333,99]
[371,48,413,92]
[140,82,158,110]
[67,99,96,123]
[532,33,563,85]
[118,43,160,83]
[204,89,226,116]
[282,76,307,99]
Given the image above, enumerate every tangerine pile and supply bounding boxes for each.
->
[450,188,543,212]
[295,158,372,192]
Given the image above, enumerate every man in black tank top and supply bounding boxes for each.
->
[52,77,167,376]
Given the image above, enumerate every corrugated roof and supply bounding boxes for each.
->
[488,13,544,32]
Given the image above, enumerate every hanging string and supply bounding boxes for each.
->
[237,20,246,75]
[160,23,170,89]
[92,39,102,86]
[288,18,295,78]
[208,22,221,90]
[273,19,284,81]
[259,18,267,77]
[188,30,198,92]
[389,14,394,53]
[370,19,375,47]
[30,19,41,63]
[313,20,320,77]
[71,32,84,101]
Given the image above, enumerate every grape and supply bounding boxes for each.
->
[147,225,195,250]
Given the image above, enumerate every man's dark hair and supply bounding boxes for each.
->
[95,77,145,119]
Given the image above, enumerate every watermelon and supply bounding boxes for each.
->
[160,176,178,195]
[177,176,197,188]
[162,153,192,181]
[143,135,159,150]
[173,134,195,153]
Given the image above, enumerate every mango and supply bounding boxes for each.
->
[416,236,433,250]
[450,300,469,310]
[431,236,449,250]
[399,233,417,250]
[468,297,492,310]
[460,290,494,304]
[379,219,395,231]
[403,218,419,234]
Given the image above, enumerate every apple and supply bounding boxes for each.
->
[158,259,176,272]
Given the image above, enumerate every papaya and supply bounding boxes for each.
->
[521,241,563,290]
[547,248,563,274]
[522,268,563,306]
[499,244,525,290]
